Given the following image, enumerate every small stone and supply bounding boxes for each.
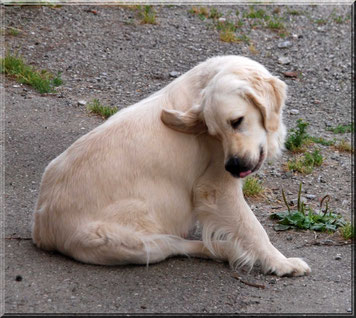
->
[218,17,226,23]
[270,278,277,284]
[278,41,292,49]
[169,71,180,78]
[305,194,316,200]
[289,109,299,115]
[278,56,291,65]
[78,100,87,106]
[335,254,342,260]
[286,236,293,241]
[141,305,147,309]
[292,34,298,39]
[13,85,20,88]
[15,275,22,282]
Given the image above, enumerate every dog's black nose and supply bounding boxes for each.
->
[225,156,251,177]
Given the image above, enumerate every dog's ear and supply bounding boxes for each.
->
[246,77,287,133]
[161,107,207,134]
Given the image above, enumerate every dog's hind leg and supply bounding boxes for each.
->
[64,221,215,265]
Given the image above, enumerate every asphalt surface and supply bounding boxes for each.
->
[3,4,354,315]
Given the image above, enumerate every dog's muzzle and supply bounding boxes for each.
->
[225,148,265,178]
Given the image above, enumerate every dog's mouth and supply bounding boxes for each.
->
[225,149,265,179]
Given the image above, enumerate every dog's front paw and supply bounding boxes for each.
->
[267,257,311,277]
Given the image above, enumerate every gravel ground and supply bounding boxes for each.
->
[3,4,354,314]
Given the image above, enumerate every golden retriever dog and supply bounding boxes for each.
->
[32,55,311,276]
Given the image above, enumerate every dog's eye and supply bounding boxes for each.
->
[230,117,244,130]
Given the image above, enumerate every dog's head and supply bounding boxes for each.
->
[161,67,287,179]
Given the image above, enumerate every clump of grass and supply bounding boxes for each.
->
[216,19,238,43]
[0,53,63,94]
[138,5,157,24]
[7,27,21,36]
[87,99,118,119]
[286,9,303,16]
[326,123,354,134]
[309,136,335,146]
[236,34,250,44]
[334,139,353,153]
[219,29,237,43]
[208,7,222,20]
[285,119,310,152]
[315,18,327,25]
[271,183,347,232]
[267,17,286,30]
[243,176,264,197]
[243,8,270,20]
[287,149,323,174]
[339,223,354,240]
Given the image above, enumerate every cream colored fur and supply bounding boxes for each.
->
[32,55,310,276]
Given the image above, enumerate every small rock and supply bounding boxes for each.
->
[13,85,20,88]
[218,17,226,23]
[278,56,291,65]
[15,275,22,282]
[169,71,180,78]
[283,71,298,78]
[289,109,299,115]
[269,278,277,284]
[286,236,293,241]
[78,100,87,106]
[318,176,326,183]
[305,194,316,200]
[292,34,298,39]
[335,254,342,260]
[278,41,292,49]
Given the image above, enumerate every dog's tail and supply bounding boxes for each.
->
[48,221,198,266]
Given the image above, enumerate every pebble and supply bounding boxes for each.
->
[218,17,226,23]
[289,109,299,115]
[305,194,316,200]
[286,236,293,241]
[318,176,326,183]
[335,254,342,260]
[78,100,87,106]
[13,85,20,88]
[277,41,292,48]
[278,56,291,65]
[169,71,180,78]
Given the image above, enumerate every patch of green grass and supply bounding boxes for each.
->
[287,149,323,174]
[339,223,354,240]
[236,34,250,44]
[271,183,347,232]
[244,8,270,20]
[138,5,157,24]
[308,136,335,146]
[7,27,21,36]
[267,18,286,30]
[87,99,118,119]
[315,18,327,25]
[243,176,264,197]
[0,53,63,94]
[326,123,354,134]
[285,119,310,152]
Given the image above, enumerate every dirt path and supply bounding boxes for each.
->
[3,4,353,314]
